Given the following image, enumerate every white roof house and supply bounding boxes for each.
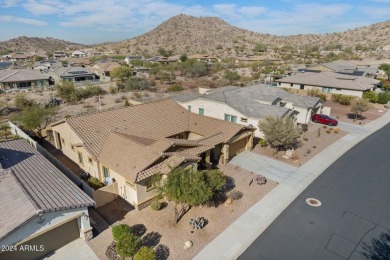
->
[174,85,322,137]
[276,71,380,97]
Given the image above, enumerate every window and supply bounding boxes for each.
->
[322,87,332,93]
[77,151,83,165]
[240,117,248,123]
[187,105,191,112]
[88,157,93,164]
[300,84,304,90]
[224,114,237,123]
[290,83,293,87]
[199,108,204,115]
[102,166,110,178]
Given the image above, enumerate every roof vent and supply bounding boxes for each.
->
[36,209,43,217]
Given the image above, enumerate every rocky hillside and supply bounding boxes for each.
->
[0,36,83,54]
[101,14,390,56]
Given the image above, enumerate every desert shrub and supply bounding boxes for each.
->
[323,125,328,129]
[116,231,140,259]
[108,85,117,94]
[306,148,311,154]
[339,95,355,105]
[169,84,183,92]
[134,246,156,260]
[326,129,331,134]
[88,176,103,189]
[303,136,308,141]
[151,199,161,211]
[112,224,132,241]
[377,92,390,104]
[114,98,121,103]
[334,129,339,134]
[291,152,299,160]
[307,88,327,101]
[259,139,268,147]
[363,91,378,103]
[312,145,317,149]
[331,93,342,102]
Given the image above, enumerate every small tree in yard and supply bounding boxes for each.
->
[157,168,226,223]
[124,99,130,107]
[134,246,156,260]
[112,224,132,241]
[111,66,133,84]
[351,98,371,119]
[224,70,240,85]
[16,106,57,138]
[258,116,300,152]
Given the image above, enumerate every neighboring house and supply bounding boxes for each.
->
[51,99,254,210]
[69,58,93,67]
[189,54,218,63]
[71,51,87,58]
[53,51,68,59]
[32,60,63,71]
[276,71,380,97]
[124,55,145,65]
[174,85,322,138]
[307,60,378,77]
[48,66,96,83]
[132,67,150,78]
[156,55,181,65]
[0,139,95,259]
[0,69,49,92]
[8,52,34,62]
[235,55,282,64]
[90,61,121,81]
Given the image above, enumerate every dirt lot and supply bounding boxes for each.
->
[87,164,277,260]
[252,123,347,166]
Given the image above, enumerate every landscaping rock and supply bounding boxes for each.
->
[183,240,193,249]
[105,241,121,260]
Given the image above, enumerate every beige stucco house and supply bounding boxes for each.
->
[276,71,380,97]
[51,100,254,210]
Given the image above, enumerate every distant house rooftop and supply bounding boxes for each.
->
[0,69,48,83]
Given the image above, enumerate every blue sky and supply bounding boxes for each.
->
[0,0,389,44]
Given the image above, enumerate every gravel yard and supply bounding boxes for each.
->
[87,164,277,260]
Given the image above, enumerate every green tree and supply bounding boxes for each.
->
[351,98,371,119]
[363,91,378,103]
[115,231,139,259]
[112,224,132,241]
[179,54,188,62]
[181,59,208,78]
[258,116,300,152]
[158,47,173,57]
[224,70,240,85]
[134,246,156,260]
[379,63,390,80]
[157,168,226,223]
[17,106,57,138]
[110,66,133,83]
[14,94,36,110]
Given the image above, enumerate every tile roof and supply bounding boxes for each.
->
[174,85,319,118]
[276,71,380,91]
[49,66,95,78]
[92,62,121,73]
[0,69,48,83]
[57,100,251,182]
[0,139,95,240]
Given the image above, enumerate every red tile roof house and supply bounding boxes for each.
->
[0,139,95,260]
[50,99,254,210]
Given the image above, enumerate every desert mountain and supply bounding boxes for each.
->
[101,14,390,56]
[0,36,83,54]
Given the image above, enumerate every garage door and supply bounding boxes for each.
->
[1,218,79,260]
[229,138,247,158]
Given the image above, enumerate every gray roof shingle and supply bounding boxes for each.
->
[0,139,95,240]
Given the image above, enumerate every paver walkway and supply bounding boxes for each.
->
[229,151,297,183]
[194,110,390,260]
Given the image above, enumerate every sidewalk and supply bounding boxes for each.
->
[194,111,390,260]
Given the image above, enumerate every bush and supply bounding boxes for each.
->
[326,129,331,134]
[302,136,308,141]
[151,199,161,211]
[363,91,378,103]
[331,93,355,105]
[253,174,267,185]
[116,231,140,259]
[307,88,327,101]
[112,224,132,241]
[227,190,243,200]
[169,84,183,92]
[88,176,103,189]
[306,148,311,154]
[134,246,156,260]
[259,139,268,147]
[377,92,390,104]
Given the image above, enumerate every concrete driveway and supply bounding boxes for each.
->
[229,151,297,183]
[44,239,99,260]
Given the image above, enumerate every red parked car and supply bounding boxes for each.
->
[312,114,338,126]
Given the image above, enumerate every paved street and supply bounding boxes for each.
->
[239,123,390,260]
[229,151,297,183]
